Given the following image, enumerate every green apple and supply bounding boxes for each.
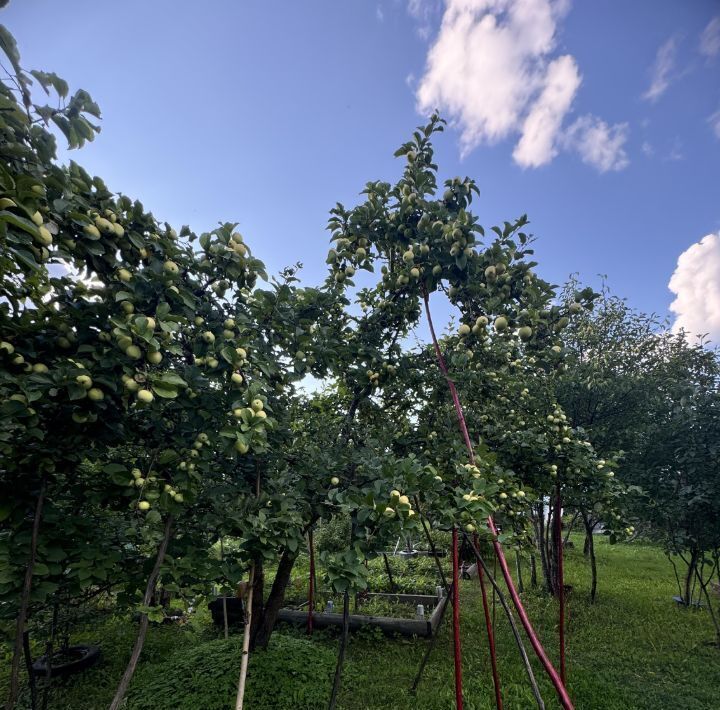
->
[122,302,135,314]
[206,357,219,368]
[138,501,151,511]
[330,476,340,486]
[518,326,532,341]
[145,317,156,331]
[132,468,142,479]
[235,439,249,454]
[465,524,475,533]
[32,363,49,374]
[88,387,104,401]
[72,411,89,424]
[569,302,582,314]
[125,345,142,360]
[163,260,179,275]
[202,331,215,343]
[224,318,235,329]
[233,407,244,418]
[137,389,154,403]
[147,351,162,365]
[37,226,53,246]
[134,478,145,487]
[254,410,267,419]
[0,341,15,355]
[494,316,508,332]
[194,316,204,326]
[117,268,132,283]
[231,372,243,385]
[173,493,184,503]
[76,374,93,389]
[251,398,264,412]
[458,324,471,336]
[383,507,396,518]
[236,347,247,359]
[84,224,101,239]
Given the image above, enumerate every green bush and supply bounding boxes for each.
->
[314,515,351,554]
[127,634,335,710]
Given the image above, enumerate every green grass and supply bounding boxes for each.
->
[333,536,720,709]
[2,537,718,708]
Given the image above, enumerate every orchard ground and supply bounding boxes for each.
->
[2,535,718,709]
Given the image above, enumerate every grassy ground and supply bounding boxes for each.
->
[2,536,718,708]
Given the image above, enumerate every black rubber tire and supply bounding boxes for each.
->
[31,644,101,678]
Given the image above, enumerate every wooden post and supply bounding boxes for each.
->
[307,529,315,635]
[235,563,255,710]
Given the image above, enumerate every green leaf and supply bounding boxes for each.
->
[151,382,178,399]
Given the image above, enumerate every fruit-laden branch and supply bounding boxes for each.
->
[108,515,173,710]
[7,480,46,710]
[422,288,572,710]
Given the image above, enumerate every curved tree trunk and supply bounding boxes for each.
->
[7,482,46,710]
[327,590,350,710]
[109,516,173,710]
[581,513,597,603]
[253,548,297,650]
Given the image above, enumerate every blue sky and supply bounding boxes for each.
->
[4,1,720,339]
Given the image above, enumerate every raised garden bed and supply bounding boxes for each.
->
[277,591,447,638]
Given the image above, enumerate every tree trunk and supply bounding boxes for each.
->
[327,590,350,710]
[583,531,591,557]
[515,551,524,594]
[451,527,463,710]
[109,516,173,710]
[535,506,552,594]
[684,549,699,607]
[249,556,264,648]
[253,548,297,650]
[581,513,597,603]
[382,553,396,593]
[7,482,46,710]
[530,554,537,589]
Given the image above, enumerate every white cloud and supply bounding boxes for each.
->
[700,16,720,58]
[413,0,627,171]
[407,0,442,39]
[641,141,654,157]
[643,37,677,102]
[513,55,581,167]
[376,5,385,21]
[669,233,720,344]
[563,115,629,172]
[709,109,720,139]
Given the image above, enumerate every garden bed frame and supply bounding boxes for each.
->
[277,591,447,638]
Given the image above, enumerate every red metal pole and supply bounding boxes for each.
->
[452,527,464,710]
[555,484,566,684]
[475,534,503,710]
[422,289,573,710]
[307,529,315,635]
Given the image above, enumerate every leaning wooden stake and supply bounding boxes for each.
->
[220,537,229,641]
[410,585,452,693]
[109,516,173,710]
[451,527,464,710]
[422,288,573,710]
[474,534,503,710]
[235,563,256,710]
[466,534,545,710]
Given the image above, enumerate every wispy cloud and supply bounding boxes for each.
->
[643,37,677,102]
[413,0,628,171]
[669,232,720,344]
[563,115,629,172]
[709,109,720,140]
[700,16,720,58]
[376,5,385,22]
